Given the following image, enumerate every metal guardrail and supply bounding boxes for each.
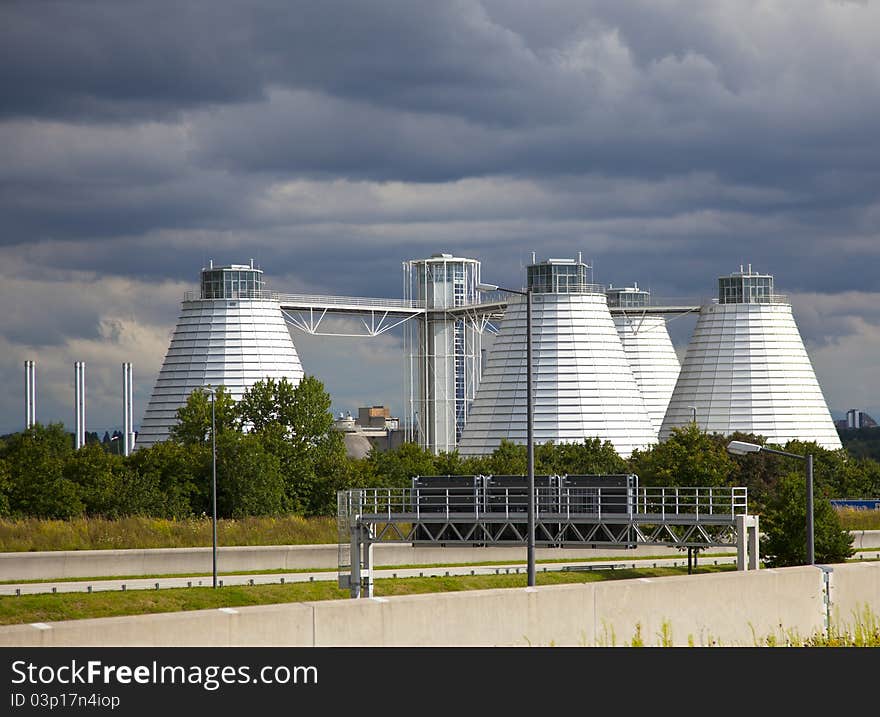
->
[183,290,426,309]
[276,293,425,309]
[184,289,278,301]
[712,295,789,305]
[341,486,748,522]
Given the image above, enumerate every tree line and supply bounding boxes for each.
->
[1,375,878,566]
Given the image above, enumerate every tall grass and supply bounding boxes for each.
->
[0,515,338,552]
[0,508,877,552]
[835,507,880,531]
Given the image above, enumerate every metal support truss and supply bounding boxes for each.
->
[338,485,754,597]
[282,307,418,338]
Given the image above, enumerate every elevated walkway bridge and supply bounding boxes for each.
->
[271,290,701,338]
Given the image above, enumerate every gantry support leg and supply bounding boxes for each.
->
[748,514,759,570]
[736,515,760,571]
[363,534,374,598]
[349,523,374,599]
[349,525,361,599]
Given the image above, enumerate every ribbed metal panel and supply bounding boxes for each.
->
[136,298,304,448]
[457,293,656,459]
[660,301,842,449]
[613,315,681,436]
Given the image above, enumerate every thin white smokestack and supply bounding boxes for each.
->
[122,362,133,456]
[24,360,36,429]
[74,361,86,449]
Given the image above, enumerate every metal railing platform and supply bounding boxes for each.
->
[338,485,754,597]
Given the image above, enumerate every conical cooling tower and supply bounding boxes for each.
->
[458,258,656,459]
[606,285,681,436]
[137,261,304,448]
[660,266,841,449]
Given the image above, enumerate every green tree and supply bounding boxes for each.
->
[251,375,351,515]
[2,423,82,518]
[121,440,204,518]
[629,424,734,487]
[365,442,437,489]
[169,385,238,445]
[837,426,880,462]
[433,450,467,476]
[485,440,527,475]
[761,472,855,567]
[63,443,126,517]
[848,458,880,498]
[237,377,299,437]
[535,439,629,475]
[214,432,287,517]
[725,431,788,511]
[0,457,11,516]
[296,431,355,516]
[287,376,336,451]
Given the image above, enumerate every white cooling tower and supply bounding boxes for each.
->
[606,285,681,436]
[660,266,841,449]
[137,261,304,448]
[457,258,656,459]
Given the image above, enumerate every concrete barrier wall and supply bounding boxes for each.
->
[828,561,880,633]
[0,543,729,581]
[2,562,876,647]
[851,530,880,550]
[2,530,877,581]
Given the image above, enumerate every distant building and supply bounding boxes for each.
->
[358,405,399,431]
[333,406,404,457]
[839,409,878,429]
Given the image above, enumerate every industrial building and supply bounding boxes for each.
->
[456,257,657,458]
[333,406,404,458]
[136,260,305,448]
[660,266,842,450]
[26,253,841,458]
[836,409,878,430]
[605,284,681,435]
[403,254,483,454]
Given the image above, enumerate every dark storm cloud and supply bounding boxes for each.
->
[1,1,879,433]
[0,1,548,125]
[0,1,266,121]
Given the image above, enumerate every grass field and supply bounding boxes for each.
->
[0,509,877,552]
[0,515,338,551]
[835,507,880,531]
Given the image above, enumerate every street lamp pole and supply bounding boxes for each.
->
[204,386,218,588]
[806,452,814,566]
[478,282,536,587]
[727,440,814,565]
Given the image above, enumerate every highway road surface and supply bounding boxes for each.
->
[0,554,741,596]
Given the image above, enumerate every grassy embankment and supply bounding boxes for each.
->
[0,564,730,626]
[1,509,878,552]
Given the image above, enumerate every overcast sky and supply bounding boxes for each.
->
[2,0,879,437]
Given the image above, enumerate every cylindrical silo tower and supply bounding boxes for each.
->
[606,284,681,437]
[137,260,305,448]
[404,253,482,454]
[660,265,842,449]
[457,257,656,459]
